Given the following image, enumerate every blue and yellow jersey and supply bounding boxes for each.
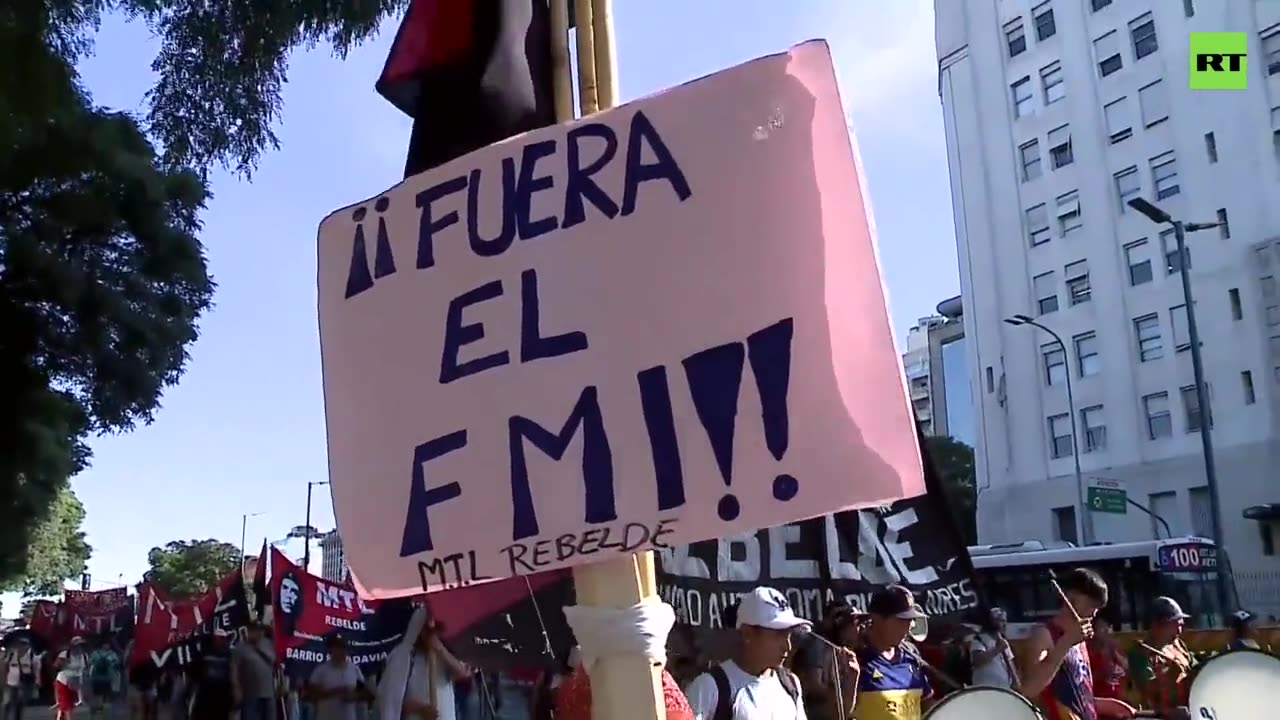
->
[851,645,930,720]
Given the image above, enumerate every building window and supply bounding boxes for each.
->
[1263,276,1277,299]
[1065,259,1090,305]
[1053,506,1078,544]
[1144,392,1172,439]
[1027,204,1051,245]
[1171,304,1191,350]
[1151,152,1180,200]
[1048,125,1073,169]
[1081,405,1106,452]
[1092,0,1112,10]
[1204,132,1218,163]
[1229,288,1243,321]
[1056,191,1082,236]
[1135,314,1163,361]
[1095,31,1123,77]
[1034,3,1057,41]
[985,366,995,392]
[1020,140,1042,181]
[1048,414,1073,459]
[1130,13,1158,59]
[1259,247,1271,269]
[1075,332,1100,376]
[1139,80,1169,127]
[1183,0,1195,16]
[1043,343,1067,386]
[1125,241,1153,286]
[1006,19,1027,58]
[1264,31,1280,75]
[1181,384,1205,432]
[1034,271,1058,315]
[1243,370,1256,405]
[1104,97,1133,142]
[1041,62,1065,105]
[1189,487,1212,539]
[1217,208,1230,239]
[1269,306,1280,326]
[1013,77,1034,118]
[1160,229,1188,274]
[1115,167,1140,209]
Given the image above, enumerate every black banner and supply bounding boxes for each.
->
[656,499,981,631]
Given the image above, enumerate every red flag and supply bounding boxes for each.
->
[376,0,557,178]
[252,539,269,618]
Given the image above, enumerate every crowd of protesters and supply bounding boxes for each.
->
[3,575,1275,720]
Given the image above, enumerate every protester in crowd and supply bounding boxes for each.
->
[968,607,1017,690]
[86,640,119,719]
[3,636,37,720]
[838,585,930,720]
[234,621,279,720]
[1018,568,1135,720]
[54,637,89,720]
[498,666,539,720]
[684,586,813,720]
[130,660,160,720]
[530,647,577,720]
[1086,618,1128,702]
[790,600,858,720]
[156,665,187,720]
[1128,597,1195,719]
[554,653,692,720]
[376,607,471,720]
[187,629,236,720]
[307,635,371,720]
[1226,610,1267,652]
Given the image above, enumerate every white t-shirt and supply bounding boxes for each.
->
[56,650,87,687]
[310,660,366,720]
[685,660,806,720]
[5,650,34,686]
[403,652,455,720]
[968,632,1015,688]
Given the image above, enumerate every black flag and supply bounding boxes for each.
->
[377,0,558,178]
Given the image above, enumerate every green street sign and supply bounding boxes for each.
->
[1088,486,1127,514]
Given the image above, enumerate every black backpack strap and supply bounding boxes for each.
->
[709,665,733,720]
[777,668,801,706]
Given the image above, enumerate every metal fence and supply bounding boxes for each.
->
[1234,570,1280,620]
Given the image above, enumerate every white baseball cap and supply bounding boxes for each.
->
[735,587,812,631]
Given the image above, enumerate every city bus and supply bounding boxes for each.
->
[968,536,1237,633]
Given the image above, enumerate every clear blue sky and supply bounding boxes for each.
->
[6,0,958,610]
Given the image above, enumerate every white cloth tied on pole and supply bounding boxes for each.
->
[563,600,676,670]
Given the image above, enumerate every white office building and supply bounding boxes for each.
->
[934,0,1280,604]
[319,531,349,583]
[903,316,948,434]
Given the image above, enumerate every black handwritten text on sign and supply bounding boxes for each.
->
[333,110,803,588]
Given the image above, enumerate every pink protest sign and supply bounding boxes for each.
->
[317,41,924,598]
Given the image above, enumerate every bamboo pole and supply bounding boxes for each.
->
[550,0,573,122]
[562,3,664,719]
[573,0,599,114]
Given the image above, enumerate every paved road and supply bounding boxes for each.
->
[19,699,130,720]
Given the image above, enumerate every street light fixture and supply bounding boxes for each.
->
[240,511,265,573]
[1128,196,1231,616]
[1004,314,1092,546]
[303,481,331,568]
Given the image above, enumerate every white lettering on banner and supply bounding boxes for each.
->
[316,582,373,614]
[662,511,939,586]
[319,41,925,597]
[324,615,368,632]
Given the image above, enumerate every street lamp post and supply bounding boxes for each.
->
[303,481,331,569]
[240,512,265,573]
[1128,197,1231,614]
[1005,314,1093,546]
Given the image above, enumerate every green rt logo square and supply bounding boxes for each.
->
[1190,32,1247,90]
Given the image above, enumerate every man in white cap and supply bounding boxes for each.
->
[684,587,812,720]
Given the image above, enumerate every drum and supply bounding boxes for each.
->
[924,687,1043,719]
[1188,648,1280,720]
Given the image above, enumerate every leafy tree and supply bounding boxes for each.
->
[924,435,977,545]
[2,4,214,576]
[145,539,242,597]
[0,487,92,596]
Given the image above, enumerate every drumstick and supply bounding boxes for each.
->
[1046,570,1083,622]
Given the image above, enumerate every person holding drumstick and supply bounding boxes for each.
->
[1017,568,1136,720]
[1127,597,1196,720]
